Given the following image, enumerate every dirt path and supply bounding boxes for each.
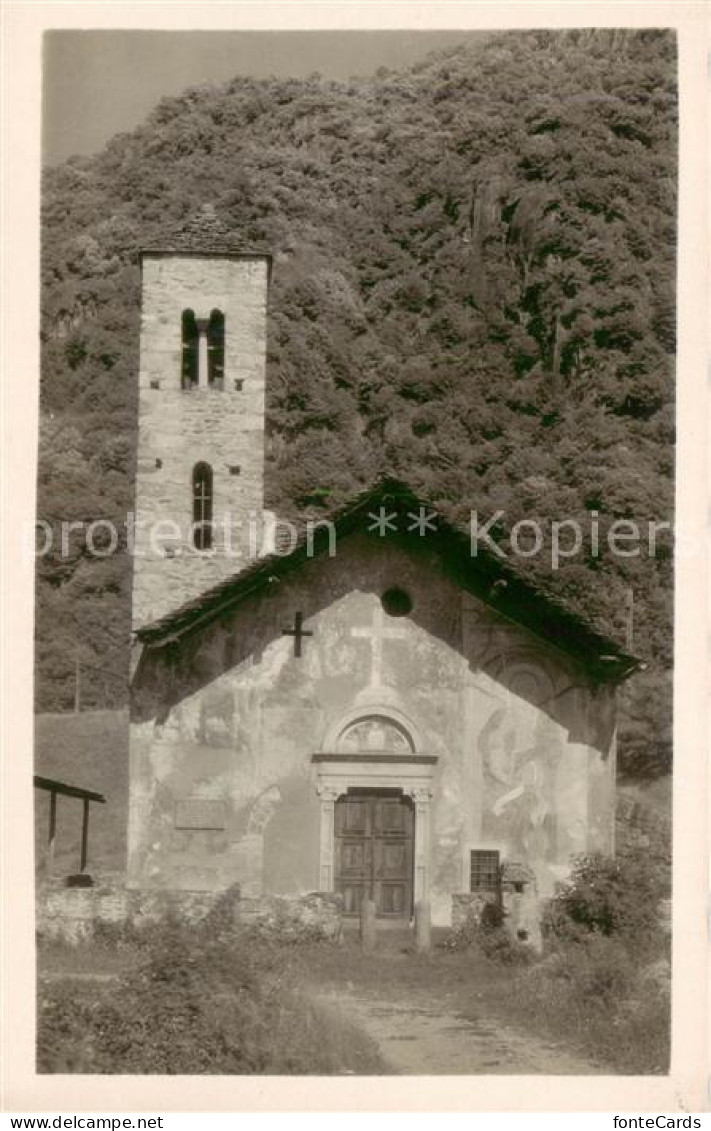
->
[318,987,601,1075]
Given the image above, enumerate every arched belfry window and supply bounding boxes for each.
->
[207,309,225,389]
[181,310,199,388]
[192,462,213,551]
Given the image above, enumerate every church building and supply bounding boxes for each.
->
[127,213,639,934]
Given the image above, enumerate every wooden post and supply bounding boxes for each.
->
[80,797,90,872]
[414,900,432,953]
[360,897,376,953]
[47,789,57,876]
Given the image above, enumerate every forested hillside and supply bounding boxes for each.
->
[37,29,676,777]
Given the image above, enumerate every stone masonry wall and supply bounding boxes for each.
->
[132,254,269,628]
[36,877,342,945]
[451,892,497,930]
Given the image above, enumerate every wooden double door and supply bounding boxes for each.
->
[334,791,414,919]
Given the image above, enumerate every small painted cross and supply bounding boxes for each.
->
[281,611,313,658]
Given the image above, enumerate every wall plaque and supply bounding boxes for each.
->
[175,799,227,831]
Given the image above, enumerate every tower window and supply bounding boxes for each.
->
[207,309,225,389]
[181,310,199,388]
[192,462,213,551]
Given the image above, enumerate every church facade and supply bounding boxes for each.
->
[127,222,638,931]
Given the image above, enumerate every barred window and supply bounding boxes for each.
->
[470,850,500,893]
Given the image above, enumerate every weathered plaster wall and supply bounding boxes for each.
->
[132,254,269,628]
[128,535,616,925]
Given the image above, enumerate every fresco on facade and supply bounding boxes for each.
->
[337,715,414,753]
[478,662,565,877]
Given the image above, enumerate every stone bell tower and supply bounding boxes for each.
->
[131,207,271,628]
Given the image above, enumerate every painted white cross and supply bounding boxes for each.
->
[351,601,409,688]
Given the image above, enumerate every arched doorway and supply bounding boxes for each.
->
[313,709,436,920]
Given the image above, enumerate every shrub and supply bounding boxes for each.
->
[544,851,668,944]
[508,935,670,1073]
[441,901,532,965]
[478,924,534,966]
[507,850,671,1073]
[539,934,636,1001]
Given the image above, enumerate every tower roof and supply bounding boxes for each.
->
[141,204,270,260]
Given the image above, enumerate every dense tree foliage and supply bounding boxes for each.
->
[37,30,676,776]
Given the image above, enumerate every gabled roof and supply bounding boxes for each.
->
[134,479,641,684]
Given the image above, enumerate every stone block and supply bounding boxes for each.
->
[414,899,432,952]
[359,897,376,952]
[235,891,343,943]
[451,892,496,930]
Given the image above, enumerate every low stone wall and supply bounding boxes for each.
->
[452,862,542,951]
[38,880,218,944]
[37,877,343,945]
[451,892,498,930]
[501,892,542,951]
[40,880,127,943]
[236,892,343,942]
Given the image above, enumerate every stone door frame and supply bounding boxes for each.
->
[313,758,436,907]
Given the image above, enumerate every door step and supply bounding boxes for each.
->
[342,922,414,949]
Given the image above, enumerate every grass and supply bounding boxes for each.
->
[35,774,671,1079]
[290,919,670,1075]
[39,937,137,978]
[37,921,386,1075]
[34,709,128,876]
[292,926,513,1000]
[492,852,673,1076]
[37,916,670,1076]
[497,937,671,1075]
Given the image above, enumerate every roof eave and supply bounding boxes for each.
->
[133,481,641,685]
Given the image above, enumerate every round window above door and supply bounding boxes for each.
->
[381,588,413,617]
